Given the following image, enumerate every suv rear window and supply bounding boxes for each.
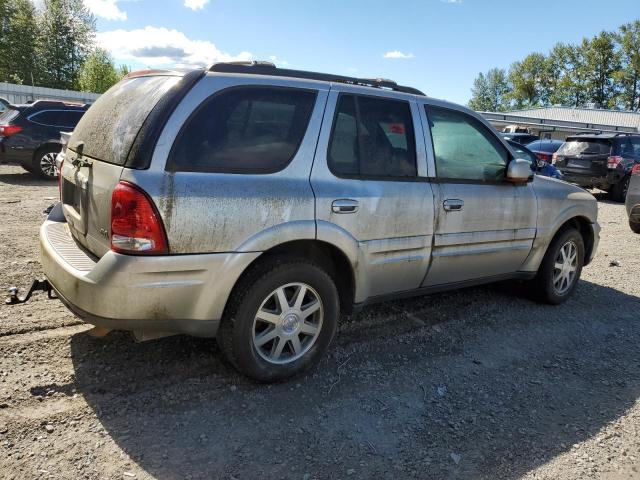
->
[557,139,612,156]
[168,86,316,174]
[69,75,181,165]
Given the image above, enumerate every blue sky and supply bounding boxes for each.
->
[87,0,639,104]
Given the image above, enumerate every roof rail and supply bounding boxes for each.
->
[209,61,425,96]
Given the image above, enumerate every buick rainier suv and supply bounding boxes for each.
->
[41,62,600,381]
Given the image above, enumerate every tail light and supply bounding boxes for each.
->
[607,156,623,169]
[110,181,168,255]
[0,125,22,137]
[632,164,640,175]
[536,152,551,162]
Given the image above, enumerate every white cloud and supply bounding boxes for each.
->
[97,26,252,67]
[184,0,209,10]
[382,50,414,59]
[83,0,127,21]
[268,55,290,67]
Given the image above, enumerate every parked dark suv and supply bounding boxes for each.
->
[553,133,640,202]
[0,99,89,178]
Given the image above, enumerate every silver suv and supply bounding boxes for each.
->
[41,62,600,381]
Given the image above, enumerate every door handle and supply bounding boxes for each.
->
[443,199,464,212]
[332,199,359,214]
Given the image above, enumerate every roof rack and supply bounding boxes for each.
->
[209,61,425,96]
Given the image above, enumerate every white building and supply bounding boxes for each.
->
[481,107,640,140]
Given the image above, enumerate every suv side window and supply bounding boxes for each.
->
[168,86,317,173]
[426,105,509,181]
[328,94,417,179]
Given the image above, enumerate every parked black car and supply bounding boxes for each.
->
[502,132,540,145]
[525,139,564,163]
[0,99,89,178]
[626,164,640,233]
[553,133,640,202]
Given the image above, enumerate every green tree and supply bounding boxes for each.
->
[507,53,548,108]
[468,68,510,111]
[78,48,120,93]
[582,31,621,108]
[4,0,38,85]
[615,20,640,110]
[37,0,96,89]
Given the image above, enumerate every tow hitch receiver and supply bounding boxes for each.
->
[5,279,57,305]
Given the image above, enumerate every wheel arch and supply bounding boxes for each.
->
[225,239,357,317]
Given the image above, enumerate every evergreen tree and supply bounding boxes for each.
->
[4,0,38,85]
[37,0,96,90]
[78,48,120,93]
[616,20,640,110]
[582,31,621,108]
[468,68,510,112]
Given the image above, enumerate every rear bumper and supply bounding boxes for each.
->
[561,171,621,189]
[40,204,260,337]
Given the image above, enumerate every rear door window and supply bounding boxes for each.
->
[69,75,181,165]
[557,139,612,156]
[168,86,316,173]
[327,94,417,178]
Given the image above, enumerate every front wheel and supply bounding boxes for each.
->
[217,258,339,382]
[530,228,584,305]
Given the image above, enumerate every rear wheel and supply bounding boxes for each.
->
[610,175,630,202]
[630,220,640,234]
[32,145,61,179]
[217,258,339,382]
[530,227,584,305]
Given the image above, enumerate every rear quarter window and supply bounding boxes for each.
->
[69,75,181,165]
[167,86,317,174]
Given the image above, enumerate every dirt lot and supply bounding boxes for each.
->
[0,164,639,480]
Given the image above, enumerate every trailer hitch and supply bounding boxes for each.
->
[5,279,57,305]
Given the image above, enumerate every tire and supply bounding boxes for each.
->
[610,175,630,203]
[32,145,61,179]
[217,257,339,382]
[630,220,640,234]
[530,227,584,305]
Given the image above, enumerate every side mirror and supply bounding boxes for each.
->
[506,158,534,184]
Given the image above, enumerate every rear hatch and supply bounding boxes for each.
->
[554,137,612,177]
[60,72,186,257]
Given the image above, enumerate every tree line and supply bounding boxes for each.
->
[468,20,640,112]
[0,0,128,94]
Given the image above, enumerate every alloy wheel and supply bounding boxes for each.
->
[252,282,323,365]
[553,240,578,295]
[40,152,59,178]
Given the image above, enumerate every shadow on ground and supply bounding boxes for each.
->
[0,171,55,187]
[61,279,640,479]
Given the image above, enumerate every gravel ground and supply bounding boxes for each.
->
[0,163,639,480]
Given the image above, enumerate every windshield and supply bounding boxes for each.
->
[69,75,180,165]
[557,139,611,156]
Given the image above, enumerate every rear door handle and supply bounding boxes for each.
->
[443,199,464,212]
[332,199,359,214]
